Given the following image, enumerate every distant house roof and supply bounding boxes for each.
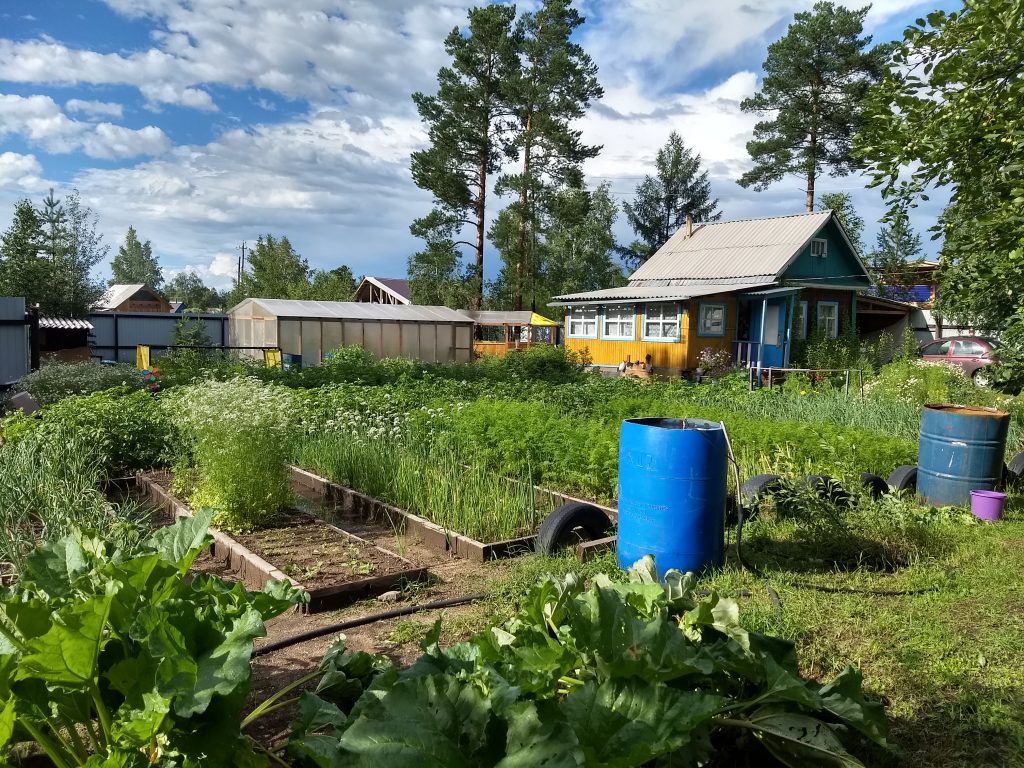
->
[230,298,472,324]
[355,276,412,305]
[169,301,185,313]
[627,210,865,285]
[459,311,558,326]
[98,284,147,310]
[552,282,777,306]
[39,317,93,330]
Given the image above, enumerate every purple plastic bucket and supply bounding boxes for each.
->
[970,490,1006,522]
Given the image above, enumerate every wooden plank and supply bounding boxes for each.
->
[135,473,428,613]
[289,466,538,562]
[575,535,617,562]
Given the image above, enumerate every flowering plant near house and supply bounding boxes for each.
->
[698,346,732,373]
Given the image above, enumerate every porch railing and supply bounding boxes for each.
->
[731,340,761,369]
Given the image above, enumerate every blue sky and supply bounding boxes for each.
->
[0,0,957,290]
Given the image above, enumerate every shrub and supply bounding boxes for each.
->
[866,358,986,407]
[163,377,299,530]
[14,388,173,474]
[15,361,145,405]
[496,344,591,382]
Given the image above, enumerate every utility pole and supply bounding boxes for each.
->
[236,241,247,281]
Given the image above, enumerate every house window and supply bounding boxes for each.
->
[798,300,808,340]
[817,301,839,338]
[642,303,679,341]
[811,238,828,258]
[602,305,635,340]
[697,302,726,336]
[567,306,597,338]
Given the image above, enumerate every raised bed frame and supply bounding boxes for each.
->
[136,474,429,613]
[289,466,541,562]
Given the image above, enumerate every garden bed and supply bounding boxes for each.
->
[136,473,429,612]
[289,465,537,561]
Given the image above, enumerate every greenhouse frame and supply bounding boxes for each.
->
[228,298,474,367]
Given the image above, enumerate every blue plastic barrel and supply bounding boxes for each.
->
[616,417,727,578]
[918,404,1009,507]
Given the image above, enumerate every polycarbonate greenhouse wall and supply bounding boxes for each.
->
[228,298,474,366]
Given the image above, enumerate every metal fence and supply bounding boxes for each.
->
[89,312,228,363]
[0,298,30,387]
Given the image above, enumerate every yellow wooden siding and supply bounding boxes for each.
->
[684,295,738,369]
[563,295,738,374]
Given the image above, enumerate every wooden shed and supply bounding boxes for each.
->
[228,298,474,367]
[97,284,172,313]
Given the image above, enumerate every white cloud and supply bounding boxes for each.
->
[0,151,46,190]
[0,94,170,159]
[65,98,124,118]
[70,108,430,278]
[0,2,473,113]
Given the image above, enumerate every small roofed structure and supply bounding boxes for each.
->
[229,298,473,367]
[97,284,171,313]
[39,316,94,363]
[354,276,412,305]
[458,310,558,358]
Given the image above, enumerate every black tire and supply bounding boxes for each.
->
[1007,451,1024,480]
[859,472,889,500]
[888,465,918,493]
[740,474,783,507]
[801,474,851,506]
[535,502,613,555]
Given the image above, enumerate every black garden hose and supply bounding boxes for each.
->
[252,592,487,659]
[719,423,946,611]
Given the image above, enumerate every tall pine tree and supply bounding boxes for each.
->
[111,226,162,288]
[495,0,603,310]
[410,5,519,310]
[738,2,891,211]
[622,131,720,268]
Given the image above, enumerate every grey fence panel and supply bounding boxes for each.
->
[89,312,229,363]
[0,297,29,386]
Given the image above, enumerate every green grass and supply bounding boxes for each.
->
[709,503,1024,767]
[470,493,1024,768]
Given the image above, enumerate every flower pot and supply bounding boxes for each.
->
[970,489,1006,522]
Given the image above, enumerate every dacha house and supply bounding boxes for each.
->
[551,210,872,376]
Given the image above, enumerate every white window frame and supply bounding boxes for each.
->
[697,302,726,337]
[817,301,839,338]
[567,306,598,339]
[811,238,828,258]
[642,303,680,342]
[798,300,808,340]
[602,305,635,340]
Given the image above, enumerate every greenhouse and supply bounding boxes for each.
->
[228,298,474,366]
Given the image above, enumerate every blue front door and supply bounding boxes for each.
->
[748,298,788,368]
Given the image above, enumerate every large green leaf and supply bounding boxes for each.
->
[561,678,722,767]
[743,711,865,768]
[337,675,491,768]
[17,581,115,685]
[818,667,888,746]
[495,700,583,768]
[173,607,265,717]
[0,698,15,750]
[110,690,171,751]
[147,509,213,571]
[19,535,90,599]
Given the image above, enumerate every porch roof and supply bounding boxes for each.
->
[549,281,776,306]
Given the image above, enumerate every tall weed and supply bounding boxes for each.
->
[163,378,298,530]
